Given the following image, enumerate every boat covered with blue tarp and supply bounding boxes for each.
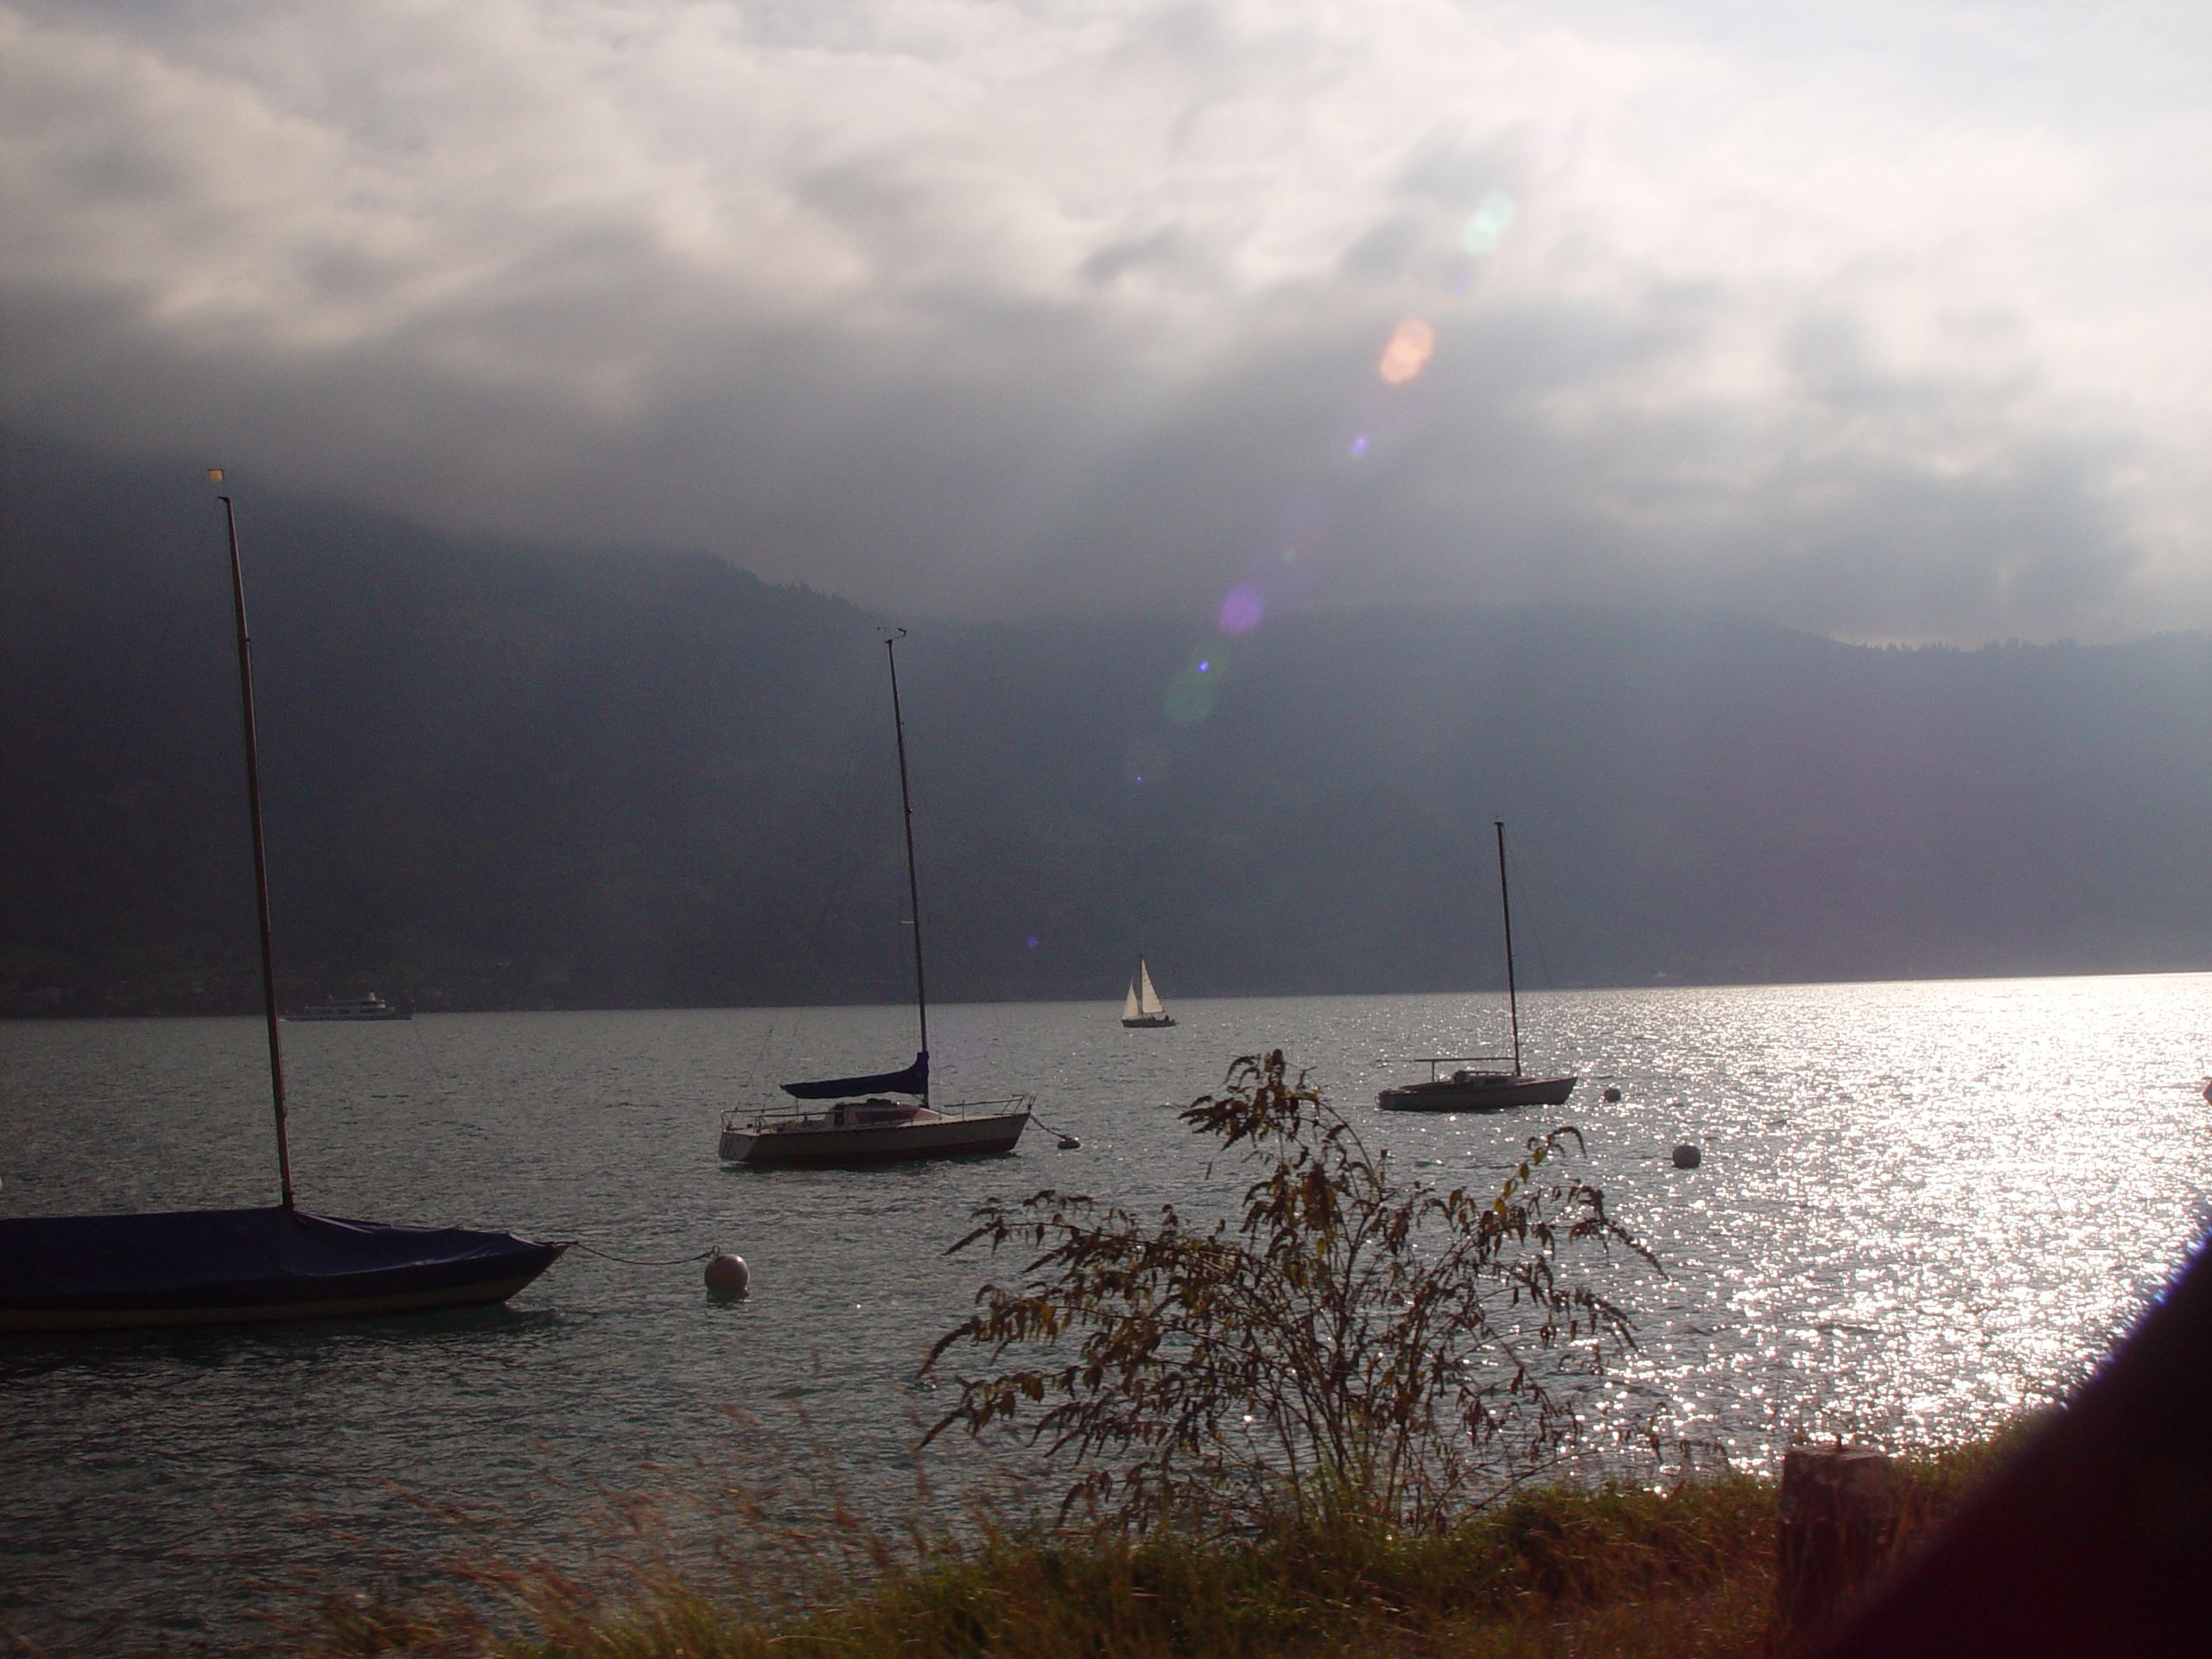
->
[0,1207,565,1332]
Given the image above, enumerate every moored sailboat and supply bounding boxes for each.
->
[1120,957,1175,1028]
[718,631,1032,1166]
[1376,821,1577,1113]
[0,476,563,1332]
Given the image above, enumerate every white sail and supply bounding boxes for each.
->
[1137,958,1166,1016]
[1122,982,1141,1020]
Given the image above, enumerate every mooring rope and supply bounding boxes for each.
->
[1027,1110,1084,1147]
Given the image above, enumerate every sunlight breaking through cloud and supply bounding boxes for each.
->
[1,0,2208,642]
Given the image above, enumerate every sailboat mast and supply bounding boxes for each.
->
[215,484,296,1210]
[883,631,929,1090]
[1494,820,1521,1077]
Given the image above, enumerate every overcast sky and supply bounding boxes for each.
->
[4,1,2208,642]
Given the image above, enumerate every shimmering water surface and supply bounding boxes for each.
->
[3,976,2209,1651]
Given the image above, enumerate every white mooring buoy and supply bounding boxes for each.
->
[704,1253,752,1296]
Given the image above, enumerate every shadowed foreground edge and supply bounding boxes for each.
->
[1816,1226,2211,1657]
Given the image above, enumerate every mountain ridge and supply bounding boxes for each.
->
[6,431,2209,1014]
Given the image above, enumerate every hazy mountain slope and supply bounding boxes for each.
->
[6,432,2209,1013]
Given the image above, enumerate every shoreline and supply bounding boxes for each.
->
[285,1428,2029,1659]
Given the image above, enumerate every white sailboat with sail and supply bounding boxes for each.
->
[717,630,1033,1166]
[1120,957,1175,1028]
[1376,821,1577,1112]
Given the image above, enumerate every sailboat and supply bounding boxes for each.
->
[717,631,1032,1166]
[1120,957,1175,1028]
[0,477,565,1332]
[1376,821,1577,1112]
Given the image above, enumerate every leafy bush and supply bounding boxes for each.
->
[925,1051,1656,1535]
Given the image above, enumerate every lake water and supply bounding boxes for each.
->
[3,976,2209,1652]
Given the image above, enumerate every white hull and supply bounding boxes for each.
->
[720,1105,1030,1166]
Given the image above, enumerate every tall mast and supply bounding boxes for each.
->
[883,631,929,1097]
[1494,820,1521,1077]
[213,476,296,1209]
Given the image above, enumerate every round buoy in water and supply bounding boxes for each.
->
[704,1254,751,1296]
[1672,1144,1701,1169]
[1601,1086,1622,1103]
[1058,1134,1082,1149]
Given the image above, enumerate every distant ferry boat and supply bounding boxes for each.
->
[284,993,411,1022]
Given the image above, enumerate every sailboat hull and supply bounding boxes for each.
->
[1,1274,556,1332]
[720,1108,1030,1166]
[0,1208,566,1332]
[1120,1014,1175,1028]
[1376,1074,1579,1112]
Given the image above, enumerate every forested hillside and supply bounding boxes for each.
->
[7,433,2211,1013]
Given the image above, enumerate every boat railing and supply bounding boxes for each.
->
[938,1094,1034,1118]
[721,1093,1035,1131]
[1403,1054,1512,1079]
[721,1099,904,1132]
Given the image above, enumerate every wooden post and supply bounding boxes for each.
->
[1777,1446,1898,1639]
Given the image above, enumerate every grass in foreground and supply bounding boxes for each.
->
[292,1430,2024,1659]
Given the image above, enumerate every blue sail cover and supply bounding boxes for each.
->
[0,1207,564,1332]
[782,1050,929,1100]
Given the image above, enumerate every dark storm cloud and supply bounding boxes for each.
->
[1,0,2205,641]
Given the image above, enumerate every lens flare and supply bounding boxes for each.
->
[1461,189,1517,256]
[1164,668,1217,726]
[1376,319,1436,385]
[1332,394,1411,478]
[1218,584,1264,634]
[1279,491,1325,548]
[1125,738,1169,785]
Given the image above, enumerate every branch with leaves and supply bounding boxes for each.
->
[925,1051,1658,1536]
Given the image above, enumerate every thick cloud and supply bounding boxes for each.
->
[3,0,2207,641]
